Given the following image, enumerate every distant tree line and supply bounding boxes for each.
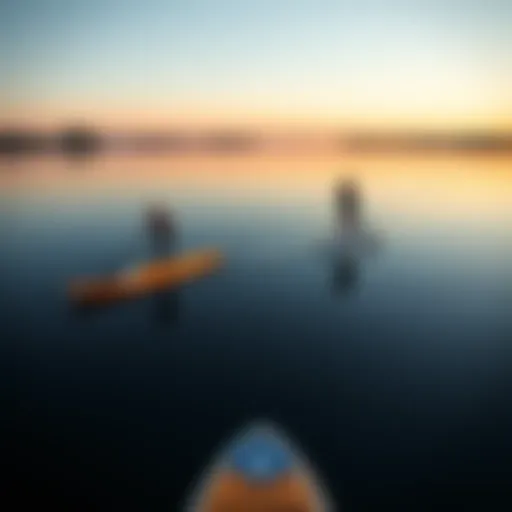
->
[2,127,512,156]
[122,131,259,152]
[343,132,512,152]
[0,127,260,155]
[60,127,102,153]
[0,127,103,155]
[0,130,48,154]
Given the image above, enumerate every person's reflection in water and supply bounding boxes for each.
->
[146,203,181,326]
[153,288,181,326]
[332,253,360,296]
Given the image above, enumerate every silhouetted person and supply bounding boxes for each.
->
[330,177,366,297]
[147,203,176,255]
[335,178,361,233]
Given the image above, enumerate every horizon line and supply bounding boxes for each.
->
[2,126,512,137]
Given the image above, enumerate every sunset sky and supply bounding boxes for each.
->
[2,0,512,132]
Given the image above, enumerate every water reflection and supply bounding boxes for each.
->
[332,253,360,296]
[153,289,181,326]
[5,155,512,512]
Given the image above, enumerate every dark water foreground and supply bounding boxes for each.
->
[3,155,512,510]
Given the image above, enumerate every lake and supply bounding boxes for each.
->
[3,153,512,511]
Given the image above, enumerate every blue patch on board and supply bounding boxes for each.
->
[228,429,294,482]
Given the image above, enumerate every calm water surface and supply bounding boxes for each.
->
[3,154,512,510]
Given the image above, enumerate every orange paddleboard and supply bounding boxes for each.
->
[187,421,333,512]
[69,248,223,307]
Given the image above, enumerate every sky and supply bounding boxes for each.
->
[1,0,512,131]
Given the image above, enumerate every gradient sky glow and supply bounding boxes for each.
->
[2,0,512,130]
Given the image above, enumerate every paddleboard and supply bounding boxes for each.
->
[68,248,223,307]
[186,421,333,512]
